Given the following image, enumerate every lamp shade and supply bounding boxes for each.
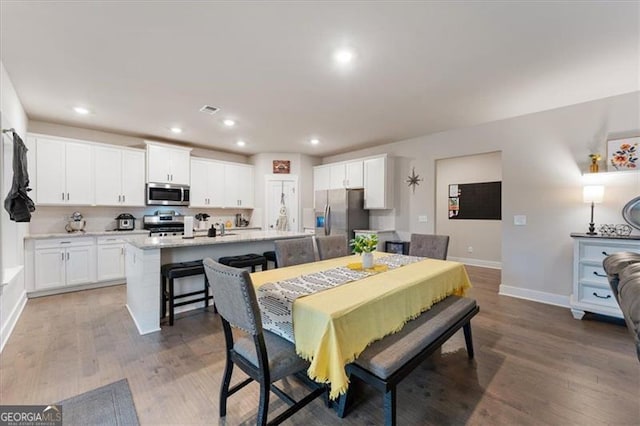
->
[583,185,604,204]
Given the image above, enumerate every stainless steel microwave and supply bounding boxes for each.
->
[146,183,190,206]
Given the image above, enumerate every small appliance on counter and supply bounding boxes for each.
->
[115,213,136,231]
[235,213,249,227]
[66,211,87,233]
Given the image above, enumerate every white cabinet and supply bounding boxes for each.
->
[224,163,254,208]
[570,235,639,320]
[345,161,364,188]
[34,238,96,290]
[330,164,346,189]
[314,166,331,191]
[364,155,393,209]
[96,236,125,281]
[94,146,145,206]
[146,141,192,184]
[190,159,225,207]
[35,137,94,205]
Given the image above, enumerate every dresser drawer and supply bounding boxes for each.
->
[579,284,618,309]
[579,263,609,285]
[581,242,640,263]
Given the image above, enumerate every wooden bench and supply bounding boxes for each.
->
[336,295,479,426]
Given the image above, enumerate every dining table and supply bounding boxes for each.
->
[250,251,472,399]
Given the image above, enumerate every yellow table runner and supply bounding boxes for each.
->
[251,252,472,399]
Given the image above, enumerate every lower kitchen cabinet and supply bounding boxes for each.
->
[96,236,125,281]
[34,238,96,290]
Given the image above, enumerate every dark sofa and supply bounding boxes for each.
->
[603,252,640,361]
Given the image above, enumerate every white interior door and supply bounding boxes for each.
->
[265,176,299,232]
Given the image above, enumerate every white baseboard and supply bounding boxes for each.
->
[448,256,502,269]
[0,290,27,353]
[499,284,570,308]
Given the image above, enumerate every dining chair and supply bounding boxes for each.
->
[274,237,316,267]
[203,258,324,425]
[408,233,450,260]
[316,235,349,260]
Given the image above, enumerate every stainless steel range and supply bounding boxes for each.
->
[143,210,185,236]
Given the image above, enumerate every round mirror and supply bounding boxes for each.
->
[622,196,640,230]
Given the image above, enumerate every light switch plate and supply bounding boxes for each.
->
[514,215,527,226]
[418,215,428,223]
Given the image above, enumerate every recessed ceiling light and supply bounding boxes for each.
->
[334,49,354,64]
[73,106,90,115]
[236,140,246,147]
[223,119,236,127]
[310,138,320,145]
[170,127,183,134]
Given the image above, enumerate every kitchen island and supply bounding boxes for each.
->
[124,230,308,334]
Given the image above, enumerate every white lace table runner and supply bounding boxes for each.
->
[257,254,424,342]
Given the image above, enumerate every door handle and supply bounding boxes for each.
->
[326,205,332,236]
[323,204,329,236]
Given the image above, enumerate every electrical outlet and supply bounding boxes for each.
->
[418,215,428,223]
[467,246,473,253]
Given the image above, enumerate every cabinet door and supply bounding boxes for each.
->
[208,162,225,207]
[35,138,66,204]
[94,146,122,206]
[238,165,254,207]
[364,156,387,209]
[121,150,145,206]
[223,164,242,207]
[345,161,364,188]
[147,144,172,183]
[314,166,330,191]
[329,163,346,189]
[169,149,191,185]
[34,248,65,289]
[189,159,209,207]
[66,245,96,285]
[97,244,125,281]
[65,142,94,205]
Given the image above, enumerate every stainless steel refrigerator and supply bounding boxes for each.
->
[314,188,369,240]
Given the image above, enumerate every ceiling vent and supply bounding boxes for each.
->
[199,105,220,115]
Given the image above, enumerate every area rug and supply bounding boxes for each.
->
[58,378,139,425]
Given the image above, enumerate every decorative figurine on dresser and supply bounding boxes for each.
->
[570,196,640,320]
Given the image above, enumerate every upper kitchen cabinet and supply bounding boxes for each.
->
[34,136,94,205]
[94,146,145,206]
[145,141,191,185]
[190,158,225,208]
[223,163,254,208]
[364,154,393,209]
[314,160,364,191]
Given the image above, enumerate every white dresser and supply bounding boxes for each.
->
[570,233,640,319]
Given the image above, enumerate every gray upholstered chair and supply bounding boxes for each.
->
[408,233,450,260]
[274,237,316,267]
[316,235,349,260]
[203,258,324,425]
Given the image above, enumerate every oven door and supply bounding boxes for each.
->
[146,183,190,206]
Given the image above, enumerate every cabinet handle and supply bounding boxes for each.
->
[592,292,611,299]
[61,252,64,261]
[167,174,170,181]
[593,271,607,278]
[66,193,70,201]
[62,192,65,201]
[122,194,125,202]
[602,251,609,256]
[171,174,173,181]
[121,247,124,255]
[66,252,70,261]
[118,195,122,202]
[60,241,71,244]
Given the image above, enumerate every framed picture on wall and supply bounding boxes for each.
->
[607,136,639,172]
[273,160,291,174]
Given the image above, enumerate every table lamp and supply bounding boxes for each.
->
[583,185,604,235]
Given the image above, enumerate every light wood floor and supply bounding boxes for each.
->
[1,266,638,425]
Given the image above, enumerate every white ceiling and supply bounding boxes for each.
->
[1,1,638,156]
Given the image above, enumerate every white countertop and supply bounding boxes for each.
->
[354,229,396,234]
[126,230,308,250]
[25,230,149,240]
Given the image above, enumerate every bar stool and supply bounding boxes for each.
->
[218,253,267,272]
[161,260,213,326]
[263,251,278,269]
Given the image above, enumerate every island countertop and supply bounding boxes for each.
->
[125,230,309,250]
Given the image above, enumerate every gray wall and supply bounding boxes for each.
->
[324,92,640,306]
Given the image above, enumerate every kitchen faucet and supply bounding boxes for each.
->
[218,222,225,236]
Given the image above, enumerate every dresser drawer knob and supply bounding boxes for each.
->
[592,292,611,299]
[593,271,607,278]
